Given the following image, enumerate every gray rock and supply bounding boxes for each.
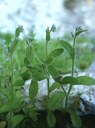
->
[24,71,95,114]
[86,60,95,73]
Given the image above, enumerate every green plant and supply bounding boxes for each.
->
[0,26,25,128]
[0,25,95,128]
[24,26,95,128]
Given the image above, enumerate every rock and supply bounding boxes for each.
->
[86,60,95,73]
[24,71,95,114]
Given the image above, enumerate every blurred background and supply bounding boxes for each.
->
[0,0,95,72]
[0,0,95,38]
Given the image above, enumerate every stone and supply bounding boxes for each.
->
[24,70,95,114]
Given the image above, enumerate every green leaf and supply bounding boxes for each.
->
[49,82,61,92]
[60,76,78,85]
[29,109,38,121]
[47,111,56,128]
[29,80,38,100]
[45,56,53,64]
[13,78,24,87]
[10,114,25,128]
[75,29,87,38]
[48,48,64,58]
[48,65,59,77]
[30,66,47,81]
[26,45,34,59]
[0,121,6,128]
[0,100,21,113]
[48,65,61,82]
[24,57,31,67]
[69,110,82,128]
[77,76,95,85]
[20,67,31,80]
[48,92,66,110]
[60,40,73,58]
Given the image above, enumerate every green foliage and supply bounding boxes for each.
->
[69,110,82,128]
[60,76,78,85]
[0,99,22,113]
[29,80,38,100]
[29,66,47,81]
[77,76,95,85]
[0,25,94,128]
[47,92,66,111]
[48,65,61,81]
[47,48,64,58]
[60,40,73,58]
[47,111,56,128]
[10,114,25,128]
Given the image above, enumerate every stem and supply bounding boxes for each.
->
[10,54,15,101]
[46,40,48,56]
[46,40,50,97]
[47,77,50,97]
[65,37,76,110]
[10,55,13,85]
[71,37,75,77]
[60,84,66,93]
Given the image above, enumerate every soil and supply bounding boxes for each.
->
[22,111,95,128]
[54,111,95,128]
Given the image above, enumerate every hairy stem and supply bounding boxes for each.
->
[10,54,15,101]
[65,37,76,110]
[46,40,50,97]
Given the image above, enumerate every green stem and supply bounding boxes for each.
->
[46,40,50,97]
[65,37,76,110]
[10,54,15,101]
[71,37,75,77]
[60,84,66,93]
[46,40,48,56]
[47,77,50,97]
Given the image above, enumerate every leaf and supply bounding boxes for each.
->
[48,65,59,77]
[77,76,95,85]
[0,100,21,113]
[47,111,56,128]
[30,66,47,81]
[29,109,38,121]
[75,29,87,38]
[13,78,24,87]
[10,114,25,128]
[0,121,6,128]
[48,92,66,110]
[26,45,34,59]
[48,48,64,58]
[24,57,31,67]
[49,82,61,92]
[20,67,31,80]
[69,110,82,128]
[29,80,38,100]
[48,65,61,82]
[60,76,78,85]
[45,56,53,64]
[60,40,73,58]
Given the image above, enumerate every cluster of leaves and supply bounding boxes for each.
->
[0,25,95,128]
